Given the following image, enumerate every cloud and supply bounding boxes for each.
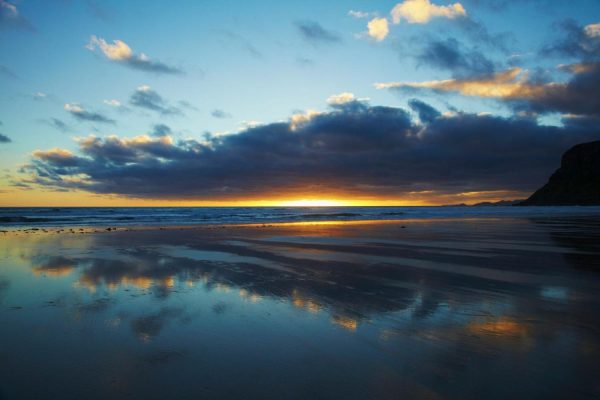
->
[211,109,232,119]
[64,103,116,124]
[326,92,356,105]
[0,64,17,79]
[86,36,183,75]
[408,99,441,123]
[376,63,600,117]
[367,18,389,41]
[348,10,374,19]
[416,37,495,77]
[0,0,34,31]
[46,118,71,133]
[296,21,342,44]
[542,20,600,60]
[585,23,600,39]
[103,99,121,107]
[22,101,600,200]
[390,0,466,24]
[0,133,11,143]
[103,99,131,113]
[129,85,182,115]
[151,124,172,137]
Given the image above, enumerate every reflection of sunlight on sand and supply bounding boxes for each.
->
[332,315,358,331]
[291,288,361,330]
[32,264,75,277]
[466,317,529,338]
[239,288,262,303]
[291,289,321,313]
[74,275,176,292]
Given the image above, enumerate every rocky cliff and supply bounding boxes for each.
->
[521,140,600,205]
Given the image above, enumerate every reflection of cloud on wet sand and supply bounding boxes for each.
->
[31,256,76,277]
[17,219,600,345]
[131,307,184,342]
[4,218,600,398]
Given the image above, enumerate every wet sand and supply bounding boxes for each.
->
[1,217,599,399]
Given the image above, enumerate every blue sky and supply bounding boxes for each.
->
[1,0,599,205]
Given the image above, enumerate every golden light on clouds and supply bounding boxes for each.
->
[375,68,553,99]
[391,0,466,24]
[367,17,390,41]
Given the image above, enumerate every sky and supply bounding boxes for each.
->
[0,0,599,206]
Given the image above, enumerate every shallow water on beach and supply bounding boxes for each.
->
[1,217,600,399]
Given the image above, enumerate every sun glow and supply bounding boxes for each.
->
[278,199,351,207]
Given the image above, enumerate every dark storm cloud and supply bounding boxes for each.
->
[65,104,116,124]
[514,62,600,116]
[409,99,441,123]
[0,0,35,31]
[151,123,172,137]
[0,133,11,143]
[541,19,600,60]
[22,100,600,199]
[129,86,182,116]
[296,21,342,44]
[416,37,496,77]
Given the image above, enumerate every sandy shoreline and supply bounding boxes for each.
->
[1,215,600,398]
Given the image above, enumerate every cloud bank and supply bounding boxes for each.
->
[22,100,599,201]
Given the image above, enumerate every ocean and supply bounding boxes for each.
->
[2,205,600,228]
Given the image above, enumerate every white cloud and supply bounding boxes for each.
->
[0,0,17,17]
[390,0,466,24]
[584,23,600,38]
[367,18,389,41]
[290,109,323,131]
[86,35,182,74]
[103,99,122,107]
[137,84,151,92]
[375,68,547,99]
[86,35,132,61]
[326,92,356,105]
[64,103,84,113]
[348,10,372,19]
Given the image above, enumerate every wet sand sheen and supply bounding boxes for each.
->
[0,217,599,399]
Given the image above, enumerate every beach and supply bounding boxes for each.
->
[1,215,600,399]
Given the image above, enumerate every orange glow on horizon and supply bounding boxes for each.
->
[0,187,528,207]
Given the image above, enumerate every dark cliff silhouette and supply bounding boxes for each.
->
[521,140,600,205]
